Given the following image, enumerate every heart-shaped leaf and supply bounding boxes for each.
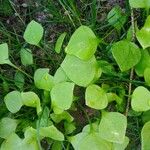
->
[131,86,150,112]
[55,32,67,53]
[135,49,150,76]
[4,91,23,113]
[129,0,150,8]
[99,111,127,143]
[85,84,108,109]
[61,55,98,87]
[34,68,54,91]
[136,16,150,49]
[50,82,74,114]
[23,20,43,45]
[0,118,18,139]
[65,26,98,60]
[0,43,11,64]
[112,40,141,71]
[107,5,126,30]
[141,121,150,150]
[20,48,33,66]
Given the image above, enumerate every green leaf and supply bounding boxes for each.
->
[70,132,112,150]
[61,55,98,87]
[0,43,11,64]
[99,111,127,143]
[4,91,23,113]
[50,82,74,114]
[54,67,69,84]
[23,20,43,45]
[0,118,18,139]
[129,0,150,8]
[20,48,33,66]
[64,122,76,134]
[34,68,54,91]
[136,16,150,49]
[112,40,141,71]
[131,86,150,112]
[21,92,42,114]
[141,121,150,150]
[1,133,22,150]
[112,136,129,150]
[14,72,25,90]
[85,84,108,109]
[144,68,150,86]
[40,125,64,141]
[142,110,150,124]
[50,111,74,123]
[52,141,62,150]
[107,6,126,30]
[65,26,98,60]
[135,49,150,76]
[55,32,67,53]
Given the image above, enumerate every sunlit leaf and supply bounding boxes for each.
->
[131,86,150,112]
[85,84,108,109]
[4,91,23,113]
[20,48,33,66]
[0,43,11,64]
[136,15,150,49]
[129,0,150,8]
[99,111,127,143]
[65,26,98,60]
[61,55,98,87]
[1,133,22,150]
[55,32,67,53]
[40,125,64,141]
[0,118,18,139]
[112,40,141,71]
[135,49,150,76]
[34,68,54,91]
[107,5,126,30]
[141,121,150,150]
[51,82,74,114]
[21,92,42,114]
[23,20,43,45]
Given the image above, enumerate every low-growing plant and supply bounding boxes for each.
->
[1,1,150,150]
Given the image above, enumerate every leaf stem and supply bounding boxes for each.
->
[125,8,135,116]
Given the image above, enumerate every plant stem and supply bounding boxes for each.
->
[125,8,135,116]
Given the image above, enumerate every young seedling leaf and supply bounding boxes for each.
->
[0,118,18,139]
[144,68,150,86]
[20,48,33,66]
[23,20,43,45]
[135,49,150,76]
[34,68,54,91]
[40,125,64,141]
[85,84,108,109]
[21,91,42,114]
[70,132,112,150]
[112,40,141,72]
[55,32,67,53]
[65,26,98,60]
[107,5,126,30]
[0,43,11,64]
[64,122,76,134]
[51,82,74,114]
[131,86,150,112]
[129,0,150,8]
[99,111,127,143]
[4,91,23,113]
[141,121,150,150]
[61,54,98,87]
[136,16,150,49]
